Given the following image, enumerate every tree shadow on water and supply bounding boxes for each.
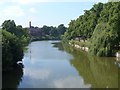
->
[2,64,24,90]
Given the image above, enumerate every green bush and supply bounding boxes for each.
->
[2,20,31,70]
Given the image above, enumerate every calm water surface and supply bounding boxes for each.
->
[3,41,119,88]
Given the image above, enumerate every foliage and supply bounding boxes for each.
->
[89,2,120,56]
[30,24,66,40]
[63,2,120,56]
[2,20,31,70]
[71,40,90,47]
[63,3,103,40]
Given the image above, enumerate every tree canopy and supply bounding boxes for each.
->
[63,2,120,56]
[2,20,31,70]
[29,24,67,40]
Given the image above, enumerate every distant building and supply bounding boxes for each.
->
[28,21,44,37]
[29,21,31,28]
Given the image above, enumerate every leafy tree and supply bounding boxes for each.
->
[2,20,16,34]
[30,24,66,40]
[63,2,120,56]
[49,26,58,38]
[57,24,67,35]
[2,30,24,69]
[2,20,31,70]
[89,2,120,56]
[42,25,51,35]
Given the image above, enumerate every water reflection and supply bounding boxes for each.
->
[24,68,51,80]
[18,41,77,88]
[53,76,91,88]
[4,41,118,88]
[2,65,23,89]
[53,42,119,88]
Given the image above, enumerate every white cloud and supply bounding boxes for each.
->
[24,68,51,80]
[0,0,108,4]
[3,6,24,17]
[29,8,37,13]
[11,0,53,4]
[0,0,109,27]
[0,0,9,3]
[52,76,91,88]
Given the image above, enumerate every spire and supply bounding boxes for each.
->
[29,21,31,28]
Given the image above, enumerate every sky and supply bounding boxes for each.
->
[0,0,108,28]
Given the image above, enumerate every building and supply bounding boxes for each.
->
[28,21,43,37]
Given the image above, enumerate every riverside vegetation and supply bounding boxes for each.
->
[2,1,120,71]
[1,20,31,71]
[1,20,66,71]
[63,2,120,56]
[29,24,67,41]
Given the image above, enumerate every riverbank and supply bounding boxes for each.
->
[116,52,120,57]
[69,40,89,52]
[31,38,60,41]
[69,40,120,59]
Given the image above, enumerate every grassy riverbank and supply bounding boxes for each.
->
[68,40,90,52]
[70,40,90,47]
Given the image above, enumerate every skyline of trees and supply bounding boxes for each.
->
[29,24,67,40]
[63,1,120,56]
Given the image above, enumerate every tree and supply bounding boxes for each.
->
[42,25,51,35]
[2,30,23,70]
[29,24,66,40]
[2,20,31,70]
[2,20,16,34]
[89,2,120,56]
[57,24,66,35]
[63,2,120,56]
[49,26,58,38]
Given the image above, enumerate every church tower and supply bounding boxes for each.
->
[29,21,31,28]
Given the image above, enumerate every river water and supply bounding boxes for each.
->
[2,41,119,88]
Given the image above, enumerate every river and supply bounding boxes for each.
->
[2,41,119,88]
